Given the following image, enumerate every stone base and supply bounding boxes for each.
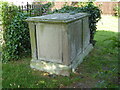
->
[30,60,71,76]
[30,44,93,76]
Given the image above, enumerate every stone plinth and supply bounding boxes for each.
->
[26,13,93,76]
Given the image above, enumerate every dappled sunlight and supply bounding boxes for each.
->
[31,60,70,76]
[44,64,56,70]
[41,72,49,76]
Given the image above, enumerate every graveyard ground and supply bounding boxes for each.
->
[1,15,119,88]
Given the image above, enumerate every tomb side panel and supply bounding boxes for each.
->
[36,23,62,63]
[67,19,83,62]
[83,17,90,50]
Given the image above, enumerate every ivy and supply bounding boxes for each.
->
[1,2,30,62]
[2,12,30,62]
[1,2,18,30]
[30,2,53,16]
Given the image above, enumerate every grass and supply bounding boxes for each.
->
[2,30,119,88]
[2,15,119,88]
[97,15,118,32]
[76,31,118,88]
[2,57,81,88]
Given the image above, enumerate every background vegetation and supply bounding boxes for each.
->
[0,1,2,22]
[113,3,120,17]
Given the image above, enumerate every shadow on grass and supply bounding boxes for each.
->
[74,30,119,88]
[2,30,119,88]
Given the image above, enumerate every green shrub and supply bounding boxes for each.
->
[0,1,2,21]
[1,2,30,62]
[113,4,120,17]
[2,12,30,62]
[1,2,19,29]
[42,2,54,14]
[53,2,101,45]
[30,2,54,16]
[1,2,19,62]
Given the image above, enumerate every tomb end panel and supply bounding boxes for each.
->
[28,22,37,60]
[36,23,63,64]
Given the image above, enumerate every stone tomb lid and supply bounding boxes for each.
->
[26,13,89,23]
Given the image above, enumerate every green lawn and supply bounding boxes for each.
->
[97,15,118,32]
[1,15,119,88]
[2,30,119,88]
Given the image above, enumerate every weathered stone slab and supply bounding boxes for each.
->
[26,13,93,76]
[30,60,71,76]
[36,23,63,64]
[26,13,89,23]
[83,17,91,50]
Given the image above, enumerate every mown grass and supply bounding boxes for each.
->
[2,30,119,88]
[97,15,118,32]
[74,30,119,88]
[2,57,81,88]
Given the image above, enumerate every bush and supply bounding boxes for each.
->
[30,2,54,16]
[53,2,101,45]
[42,2,54,14]
[0,1,2,21]
[113,4,120,17]
[1,2,30,62]
[2,12,30,62]
[1,2,19,29]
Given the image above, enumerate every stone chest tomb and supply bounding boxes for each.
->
[26,13,93,76]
